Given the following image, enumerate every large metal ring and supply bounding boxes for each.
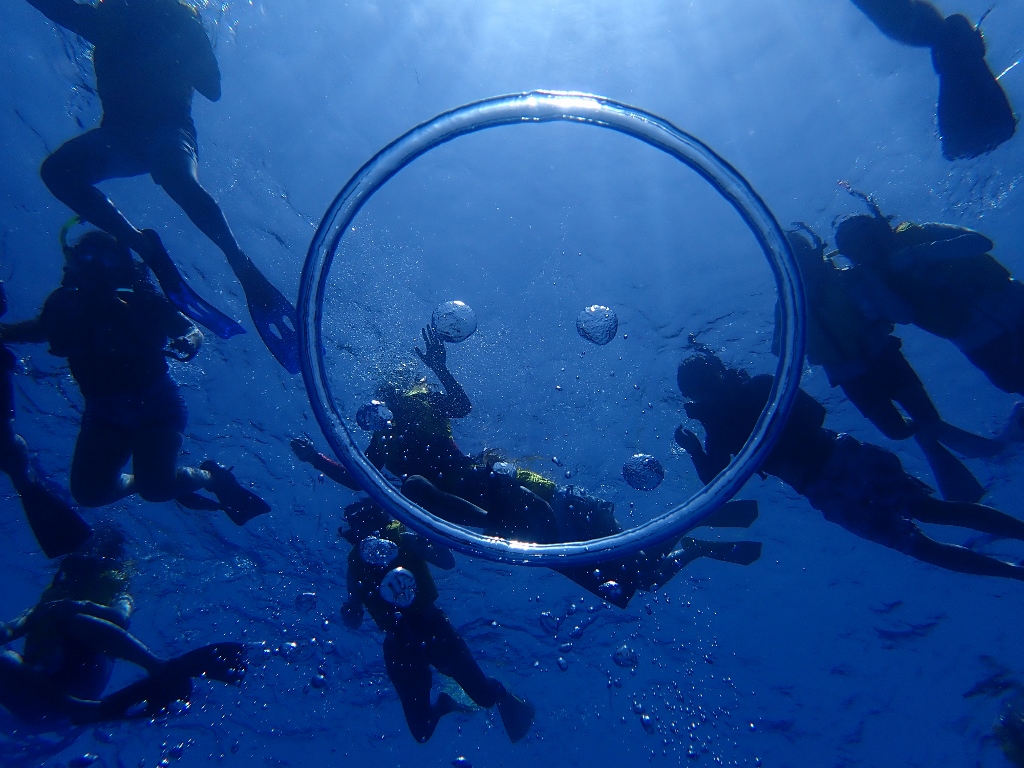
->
[299,90,805,566]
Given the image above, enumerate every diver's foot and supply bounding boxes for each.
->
[496,688,535,743]
[235,263,300,374]
[200,461,270,525]
[139,230,245,340]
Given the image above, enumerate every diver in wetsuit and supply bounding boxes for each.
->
[835,206,1024,403]
[0,525,246,724]
[0,279,92,558]
[674,343,1024,582]
[0,230,269,524]
[851,0,1016,159]
[22,0,299,373]
[339,499,534,743]
[778,226,1000,503]
[292,326,763,608]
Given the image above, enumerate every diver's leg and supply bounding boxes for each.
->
[426,610,501,709]
[60,614,163,673]
[69,415,134,507]
[403,476,490,527]
[149,135,249,272]
[904,530,1024,580]
[383,625,440,743]
[0,650,62,721]
[39,129,149,253]
[851,0,944,47]
[912,497,1024,540]
[841,376,916,440]
[883,350,942,427]
[131,427,189,503]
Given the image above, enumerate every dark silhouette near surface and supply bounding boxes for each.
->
[23,0,299,372]
[852,0,1016,158]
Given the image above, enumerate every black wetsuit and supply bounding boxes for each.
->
[685,373,927,554]
[1,281,196,507]
[346,520,503,743]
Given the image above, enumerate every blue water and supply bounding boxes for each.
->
[3,1,1024,766]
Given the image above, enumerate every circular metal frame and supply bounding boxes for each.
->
[299,90,805,566]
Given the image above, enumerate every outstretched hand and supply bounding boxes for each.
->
[290,437,318,464]
[413,325,446,373]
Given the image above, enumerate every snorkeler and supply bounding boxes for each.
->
[834,201,1024,402]
[0,229,269,524]
[22,0,299,373]
[0,279,92,558]
[675,342,1024,582]
[851,0,1016,159]
[339,498,535,743]
[293,326,763,609]
[0,524,247,724]
[778,226,1000,503]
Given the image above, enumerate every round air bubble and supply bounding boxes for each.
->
[576,305,618,345]
[379,567,418,607]
[431,300,477,343]
[613,645,639,668]
[598,581,624,602]
[623,454,665,491]
[491,461,517,477]
[360,535,399,567]
[299,90,807,566]
[356,400,393,432]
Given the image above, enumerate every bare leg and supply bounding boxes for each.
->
[908,532,1024,580]
[61,614,163,673]
[402,475,489,527]
[70,417,134,508]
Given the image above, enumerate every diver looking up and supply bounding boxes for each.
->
[339,499,535,744]
[0,279,92,558]
[0,229,269,524]
[851,0,1016,159]
[22,0,299,373]
[834,206,1024,402]
[0,524,247,724]
[675,343,1024,582]
[778,226,1000,503]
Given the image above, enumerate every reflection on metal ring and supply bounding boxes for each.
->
[299,90,805,566]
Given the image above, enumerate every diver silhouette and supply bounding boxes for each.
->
[851,0,1016,159]
[0,230,270,524]
[0,525,247,725]
[676,343,1024,582]
[777,225,1001,504]
[23,0,300,373]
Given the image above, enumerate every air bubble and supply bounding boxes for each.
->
[623,454,665,491]
[576,305,618,345]
[431,300,477,342]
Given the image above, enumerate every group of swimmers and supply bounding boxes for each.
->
[0,0,1020,750]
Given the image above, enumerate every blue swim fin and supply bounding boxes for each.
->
[139,230,246,341]
[235,265,300,374]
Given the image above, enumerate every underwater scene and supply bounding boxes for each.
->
[2,0,1024,766]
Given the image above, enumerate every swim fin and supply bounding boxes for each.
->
[199,461,270,525]
[932,420,1004,458]
[916,433,985,503]
[19,481,92,559]
[697,499,759,528]
[932,14,1016,160]
[139,230,246,341]
[174,491,223,512]
[496,689,535,743]
[698,540,763,566]
[235,263,300,375]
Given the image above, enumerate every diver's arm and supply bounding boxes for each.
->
[851,0,944,47]
[399,531,456,570]
[675,426,727,485]
[290,437,363,490]
[24,0,100,42]
[0,318,47,345]
[414,326,472,418]
[0,613,30,646]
